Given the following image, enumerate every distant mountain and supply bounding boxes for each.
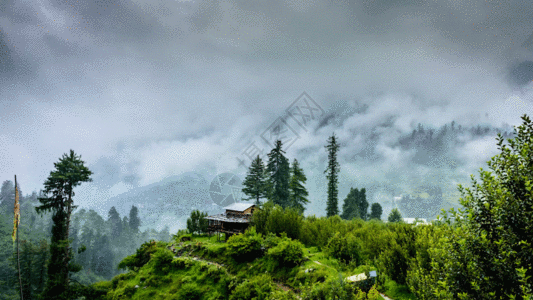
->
[106,172,228,231]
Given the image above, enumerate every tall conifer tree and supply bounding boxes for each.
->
[265,140,291,208]
[242,155,268,205]
[324,133,340,217]
[107,206,122,240]
[288,159,309,214]
[35,150,92,299]
[356,187,369,221]
[341,187,359,220]
[129,205,141,234]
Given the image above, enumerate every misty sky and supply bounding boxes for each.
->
[2,0,533,222]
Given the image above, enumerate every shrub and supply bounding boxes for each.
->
[152,248,174,274]
[268,289,299,300]
[226,226,263,261]
[117,240,160,271]
[177,283,202,300]
[229,274,275,300]
[171,257,196,270]
[378,240,409,285]
[262,232,281,249]
[325,232,363,265]
[267,237,305,268]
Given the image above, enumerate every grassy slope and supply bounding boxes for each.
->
[96,233,413,300]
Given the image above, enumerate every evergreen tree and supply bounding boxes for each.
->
[288,159,309,214]
[341,188,359,220]
[78,226,94,269]
[0,180,23,213]
[370,202,383,220]
[324,133,340,217]
[20,240,36,300]
[356,188,369,221]
[122,216,129,235]
[107,206,122,240]
[35,239,49,296]
[242,155,268,205]
[158,225,171,242]
[128,205,141,234]
[90,234,114,278]
[265,140,291,208]
[35,149,92,300]
[186,210,208,235]
[388,208,402,223]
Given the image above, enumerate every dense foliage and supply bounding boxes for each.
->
[186,210,208,235]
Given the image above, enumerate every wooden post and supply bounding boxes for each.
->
[15,175,23,300]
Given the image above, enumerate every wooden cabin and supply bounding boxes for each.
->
[205,203,260,241]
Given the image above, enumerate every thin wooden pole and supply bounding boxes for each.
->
[15,175,23,300]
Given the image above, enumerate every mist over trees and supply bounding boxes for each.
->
[0,184,171,299]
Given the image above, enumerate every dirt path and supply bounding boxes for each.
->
[313,260,334,269]
[379,293,393,300]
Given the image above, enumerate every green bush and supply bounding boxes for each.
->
[268,289,299,300]
[177,283,202,300]
[378,240,409,285]
[229,274,275,300]
[171,257,194,270]
[262,232,281,249]
[226,226,263,261]
[292,268,329,287]
[152,248,174,274]
[252,202,304,240]
[267,237,305,268]
[325,231,363,265]
[117,240,161,271]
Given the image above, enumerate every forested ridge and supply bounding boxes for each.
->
[0,190,171,299]
[0,116,531,300]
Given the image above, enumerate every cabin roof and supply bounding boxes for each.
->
[204,214,250,223]
[224,202,256,212]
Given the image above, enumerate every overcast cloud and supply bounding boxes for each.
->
[1,0,533,224]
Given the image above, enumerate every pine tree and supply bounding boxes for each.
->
[242,155,268,205]
[90,234,114,278]
[356,188,369,221]
[288,159,309,214]
[324,133,340,217]
[370,202,383,220]
[107,206,122,240]
[341,188,359,220]
[122,216,129,234]
[0,180,23,213]
[129,205,141,234]
[35,149,93,300]
[20,240,36,300]
[265,140,291,208]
